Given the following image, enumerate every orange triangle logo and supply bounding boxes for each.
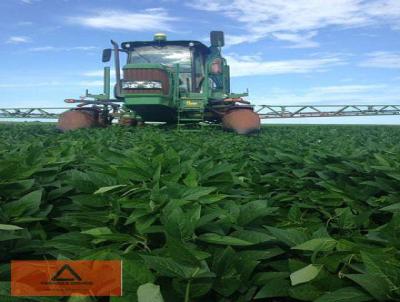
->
[51,264,82,281]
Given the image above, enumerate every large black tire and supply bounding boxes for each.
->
[222,107,261,134]
[57,109,99,132]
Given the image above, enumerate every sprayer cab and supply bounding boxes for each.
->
[60,31,260,134]
[98,31,234,124]
[113,31,226,94]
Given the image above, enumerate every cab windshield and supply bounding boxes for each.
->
[127,44,205,92]
[127,45,191,70]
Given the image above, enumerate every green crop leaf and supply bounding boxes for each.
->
[360,251,386,276]
[239,248,285,262]
[135,215,158,234]
[230,230,275,244]
[292,238,337,252]
[94,185,127,194]
[64,170,98,193]
[114,259,155,302]
[345,274,391,301]
[164,206,198,240]
[0,232,23,242]
[380,202,400,212]
[137,283,164,302]
[214,275,241,297]
[81,227,113,236]
[360,251,397,289]
[0,179,35,198]
[2,123,400,301]
[182,186,217,201]
[290,264,322,286]
[197,233,254,246]
[315,287,373,302]
[141,255,194,279]
[183,168,198,187]
[167,235,201,267]
[0,224,23,231]
[254,278,290,299]
[289,283,322,301]
[238,200,276,226]
[265,226,309,246]
[253,271,290,285]
[124,259,155,285]
[3,189,42,217]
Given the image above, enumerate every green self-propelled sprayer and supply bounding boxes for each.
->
[59,31,261,134]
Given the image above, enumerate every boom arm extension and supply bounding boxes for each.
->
[0,108,71,119]
[256,105,400,119]
[0,104,400,120]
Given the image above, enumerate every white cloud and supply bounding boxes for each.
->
[272,32,319,49]
[28,46,97,52]
[187,1,224,12]
[363,0,400,28]
[359,51,400,69]
[227,53,345,77]
[68,8,177,32]
[225,34,263,46]
[28,46,56,52]
[6,36,31,44]
[187,0,400,47]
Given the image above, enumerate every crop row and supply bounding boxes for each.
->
[0,124,399,301]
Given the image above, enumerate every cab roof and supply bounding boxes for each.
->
[121,40,210,53]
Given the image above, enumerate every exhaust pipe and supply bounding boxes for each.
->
[103,66,111,99]
[111,40,121,98]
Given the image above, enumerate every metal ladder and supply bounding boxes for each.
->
[177,102,205,131]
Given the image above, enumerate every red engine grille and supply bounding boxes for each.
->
[123,69,170,95]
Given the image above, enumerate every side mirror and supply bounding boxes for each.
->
[210,31,224,47]
[102,49,112,62]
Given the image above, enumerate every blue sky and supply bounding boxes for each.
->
[0,0,400,123]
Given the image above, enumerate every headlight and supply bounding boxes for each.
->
[122,81,162,89]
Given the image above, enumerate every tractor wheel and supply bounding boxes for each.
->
[57,109,99,132]
[222,107,261,134]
